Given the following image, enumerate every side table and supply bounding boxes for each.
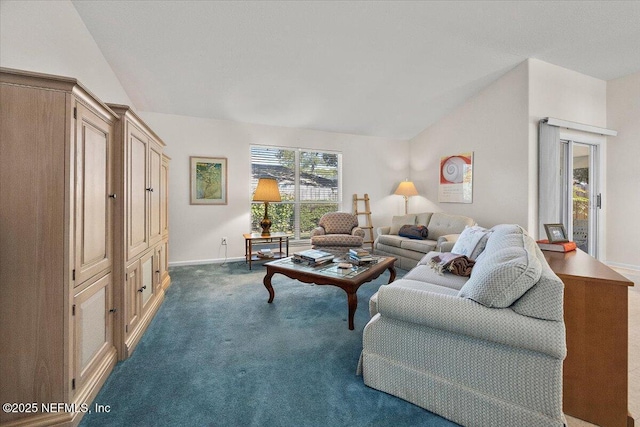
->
[243,232,291,270]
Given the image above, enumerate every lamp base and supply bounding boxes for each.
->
[260,217,272,236]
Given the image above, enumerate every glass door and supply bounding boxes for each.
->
[560,140,600,256]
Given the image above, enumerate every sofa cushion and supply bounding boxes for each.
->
[400,239,437,253]
[484,224,525,253]
[390,214,417,235]
[377,234,405,248]
[415,212,434,227]
[511,244,565,321]
[369,278,459,316]
[451,225,491,259]
[458,235,542,308]
[404,261,468,291]
[427,212,475,240]
[311,234,363,247]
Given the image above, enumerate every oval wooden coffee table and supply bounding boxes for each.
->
[262,256,397,330]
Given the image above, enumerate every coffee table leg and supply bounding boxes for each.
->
[263,270,275,303]
[387,266,397,283]
[347,290,357,330]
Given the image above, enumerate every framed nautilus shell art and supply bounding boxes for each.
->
[438,152,473,203]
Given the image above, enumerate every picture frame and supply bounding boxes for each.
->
[438,152,473,203]
[544,223,569,243]
[190,156,227,205]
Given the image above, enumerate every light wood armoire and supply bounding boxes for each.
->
[107,104,170,359]
[0,68,170,426]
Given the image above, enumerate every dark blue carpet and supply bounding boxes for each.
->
[80,262,458,427]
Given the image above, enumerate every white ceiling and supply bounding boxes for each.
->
[72,1,640,140]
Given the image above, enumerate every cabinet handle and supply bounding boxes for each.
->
[109,308,117,313]
[109,194,117,199]
[146,187,154,192]
[156,270,160,274]
[138,285,147,292]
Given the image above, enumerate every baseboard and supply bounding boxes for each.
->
[124,291,165,358]
[168,256,245,267]
[605,261,640,273]
[605,262,640,284]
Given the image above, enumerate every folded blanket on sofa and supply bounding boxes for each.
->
[398,224,428,240]
[428,253,475,277]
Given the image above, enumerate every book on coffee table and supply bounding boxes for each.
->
[293,249,334,266]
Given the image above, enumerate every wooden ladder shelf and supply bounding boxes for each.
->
[353,194,374,250]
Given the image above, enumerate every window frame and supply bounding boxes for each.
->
[250,145,342,242]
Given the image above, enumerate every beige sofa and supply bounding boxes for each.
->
[373,212,475,269]
[361,224,567,427]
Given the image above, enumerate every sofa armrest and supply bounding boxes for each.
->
[352,227,365,238]
[436,233,460,252]
[377,226,391,237]
[310,226,325,237]
[376,285,566,359]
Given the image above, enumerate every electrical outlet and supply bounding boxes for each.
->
[221,237,227,245]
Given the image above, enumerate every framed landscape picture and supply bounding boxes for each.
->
[190,156,227,205]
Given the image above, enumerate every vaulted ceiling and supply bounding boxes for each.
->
[72,1,640,139]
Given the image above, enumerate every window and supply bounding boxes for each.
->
[250,146,341,240]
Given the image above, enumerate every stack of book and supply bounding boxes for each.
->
[293,249,334,267]
[536,240,577,253]
[257,248,274,258]
[348,248,376,265]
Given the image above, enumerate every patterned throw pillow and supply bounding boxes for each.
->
[451,225,491,260]
[458,244,542,308]
[398,225,428,240]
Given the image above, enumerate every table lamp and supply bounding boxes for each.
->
[394,180,418,214]
[253,178,281,236]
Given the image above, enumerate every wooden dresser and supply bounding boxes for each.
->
[544,249,634,427]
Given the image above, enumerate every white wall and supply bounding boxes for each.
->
[606,71,640,270]
[0,0,133,106]
[139,112,409,265]
[409,61,530,229]
[4,0,631,267]
[0,0,410,266]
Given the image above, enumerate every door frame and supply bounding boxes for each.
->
[559,129,607,260]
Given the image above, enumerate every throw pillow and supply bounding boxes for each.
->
[398,225,428,240]
[451,225,491,260]
[458,244,542,308]
[390,214,417,235]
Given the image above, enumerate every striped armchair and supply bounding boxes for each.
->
[310,212,364,255]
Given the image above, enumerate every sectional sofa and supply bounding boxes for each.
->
[360,224,567,427]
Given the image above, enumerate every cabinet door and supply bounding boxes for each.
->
[159,239,169,289]
[126,124,148,260]
[140,251,154,312]
[125,262,141,338]
[73,273,114,394]
[148,140,163,246]
[0,82,67,424]
[161,155,169,237]
[74,102,113,285]
[154,243,167,292]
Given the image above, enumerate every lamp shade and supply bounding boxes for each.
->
[394,181,418,197]
[252,178,282,202]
